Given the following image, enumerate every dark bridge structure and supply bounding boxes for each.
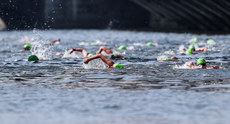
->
[1,0,230,32]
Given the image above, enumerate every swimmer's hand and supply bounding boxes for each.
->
[97,46,113,54]
[196,47,207,51]
[186,62,194,69]
[68,48,76,54]
[56,52,63,55]
[169,56,178,60]
[84,59,89,64]
[209,65,219,69]
[107,65,113,69]
[179,45,186,52]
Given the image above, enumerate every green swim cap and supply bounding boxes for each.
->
[91,42,96,46]
[129,56,134,59]
[193,37,198,43]
[113,63,124,68]
[88,54,94,57]
[28,55,39,61]
[164,57,169,61]
[189,45,195,51]
[186,49,193,54]
[118,45,126,50]
[146,42,152,46]
[207,39,215,43]
[24,43,31,50]
[197,58,206,65]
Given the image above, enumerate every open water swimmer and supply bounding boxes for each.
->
[186,58,219,69]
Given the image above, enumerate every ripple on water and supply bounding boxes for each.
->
[0,30,230,123]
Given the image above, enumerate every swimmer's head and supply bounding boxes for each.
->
[113,63,124,68]
[28,55,39,61]
[186,49,193,54]
[91,42,96,46]
[164,57,169,61]
[24,44,31,50]
[207,39,215,44]
[192,37,198,43]
[88,54,94,57]
[146,42,152,46]
[197,58,206,65]
[188,45,195,51]
[118,45,126,50]
[129,56,135,59]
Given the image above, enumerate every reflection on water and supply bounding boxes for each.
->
[0,30,230,123]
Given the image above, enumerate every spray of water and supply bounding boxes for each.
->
[62,51,84,59]
[157,55,168,61]
[173,63,203,69]
[27,29,53,60]
[83,59,107,69]
[31,39,53,60]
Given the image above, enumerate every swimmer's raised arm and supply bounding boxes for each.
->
[196,47,207,52]
[68,48,88,57]
[179,45,186,52]
[169,56,178,60]
[84,54,114,68]
[96,46,113,54]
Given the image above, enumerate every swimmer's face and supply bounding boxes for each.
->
[197,63,206,69]
[110,55,115,59]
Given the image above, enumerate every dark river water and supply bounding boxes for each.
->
[0,30,230,124]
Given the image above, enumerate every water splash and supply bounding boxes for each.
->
[107,20,113,29]
[133,43,145,46]
[126,46,135,50]
[173,63,202,69]
[101,51,110,56]
[157,55,168,61]
[164,50,176,55]
[83,59,107,69]
[93,39,107,45]
[62,51,84,59]
[31,39,53,60]
[179,45,186,53]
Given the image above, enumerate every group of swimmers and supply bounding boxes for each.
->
[1,36,219,69]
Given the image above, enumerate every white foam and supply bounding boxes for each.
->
[173,64,202,69]
[164,50,175,55]
[157,55,168,61]
[127,46,135,50]
[100,51,108,56]
[62,51,84,59]
[133,43,145,46]
[179,45,186,53]
[31,39,53,60]
[78,42,90,46]
[83,59,107,69]
[113,50,126,55]
[93,39,107,45]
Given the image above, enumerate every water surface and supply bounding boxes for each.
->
[0,30,230,124]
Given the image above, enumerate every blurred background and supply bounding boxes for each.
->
[1,0,230,32]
